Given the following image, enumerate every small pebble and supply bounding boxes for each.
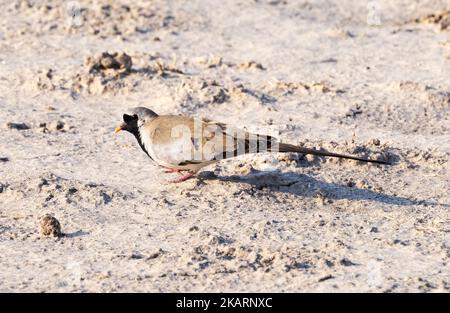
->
[340,258,357,266]
[318,275,334,282]
[189,225,199,231]
[6,122,30,130]
[39,214,63,237]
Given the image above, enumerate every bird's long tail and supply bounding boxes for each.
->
[277,143,390,165]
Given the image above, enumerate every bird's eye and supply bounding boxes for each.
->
[133,114,138,119]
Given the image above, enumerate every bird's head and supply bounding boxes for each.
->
[114,107,158,135]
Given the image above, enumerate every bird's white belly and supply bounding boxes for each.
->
[141,132,193,168]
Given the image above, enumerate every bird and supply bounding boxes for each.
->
[114,107,390,183]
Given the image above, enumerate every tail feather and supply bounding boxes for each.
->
[278,143,390,165]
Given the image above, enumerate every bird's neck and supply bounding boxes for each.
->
[132,130,151,158]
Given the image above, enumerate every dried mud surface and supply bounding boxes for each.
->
[0,0,449,292]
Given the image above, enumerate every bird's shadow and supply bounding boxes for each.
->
[199,169,448,208]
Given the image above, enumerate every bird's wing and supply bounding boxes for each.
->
[139,116,277,168]
[201,119,277,161]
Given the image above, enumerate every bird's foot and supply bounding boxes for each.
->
[170,172,195,183]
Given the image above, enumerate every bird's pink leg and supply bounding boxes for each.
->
[160,166,180,173]
[170,172,195,183]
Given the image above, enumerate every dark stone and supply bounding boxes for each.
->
[340,258,357,266]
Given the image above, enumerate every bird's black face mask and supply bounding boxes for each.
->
[114,114,138,134]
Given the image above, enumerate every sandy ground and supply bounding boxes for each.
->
[0,0,449,292]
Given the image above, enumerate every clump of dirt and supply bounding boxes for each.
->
[69,52,133,95]
[86,52,132,74]
[403,148,449,167]
[154,61,184,77]
[345,142,395,165]
[193,55,223,68]
[36,69,57,91]
[39,214,63,237]
[239,61,265,70]
[38,121,66,133]
[414,10,450,31]
[178,78,230,109]
[230,84,276,104]
[264,81,339,95]
[70,52,185,95]
[192,57,266,71]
